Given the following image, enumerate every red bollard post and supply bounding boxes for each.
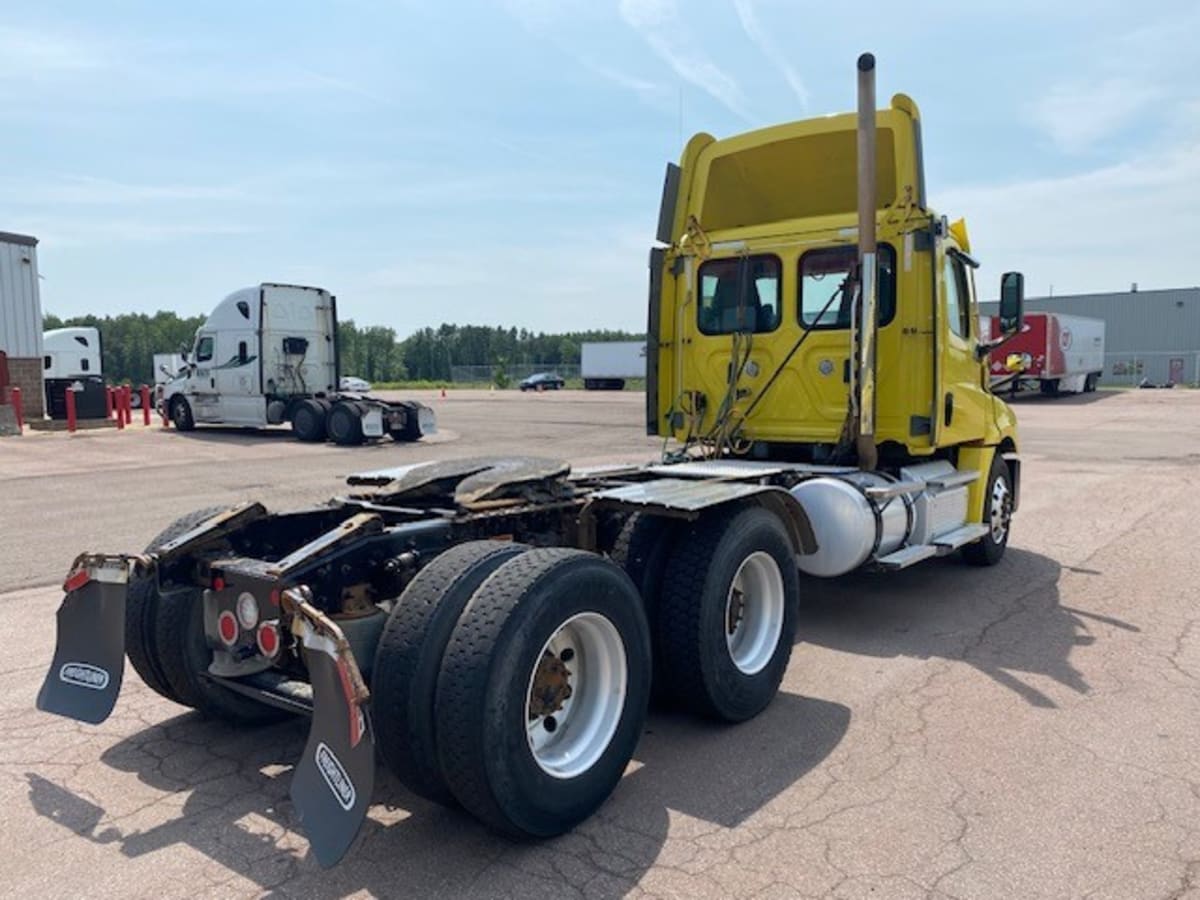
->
[11,386,23,432]
[141,385,151,426]
[65,385,78,434]
[115,389,125,430]
[123,386,133,426]
[105,386,114,419]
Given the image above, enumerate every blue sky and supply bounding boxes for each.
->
[4,1,1198,334]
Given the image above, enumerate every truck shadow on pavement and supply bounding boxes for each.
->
[1002,390,1118,406]
[796,547,1138,708]
[26,691,849,897]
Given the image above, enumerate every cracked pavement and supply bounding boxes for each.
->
[1,388,1199,898]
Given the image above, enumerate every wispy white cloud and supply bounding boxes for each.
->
[0,175,243,206]
[940,139,1200,295]
[1029,77,1161,154]
[618,0,754,122]
[732,0,808,110]
[0,25,110,77]
[24,218,259,248]
[578,57,672,106]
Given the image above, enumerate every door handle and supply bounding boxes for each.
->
[210,377,215,389]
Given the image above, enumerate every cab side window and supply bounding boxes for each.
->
[196,336,214,363]
[943,254,971,340]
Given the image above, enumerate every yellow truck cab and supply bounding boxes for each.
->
[647,57,1023,570]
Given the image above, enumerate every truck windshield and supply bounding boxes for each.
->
[697,255,781,335]
[798,244,896,330]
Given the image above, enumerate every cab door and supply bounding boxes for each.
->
[213,329,263,424]
[190,332,221,422]
[937,250,988,445]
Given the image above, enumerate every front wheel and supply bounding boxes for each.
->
[169,396,194,431]
[962,455,1013,567]
[658,506,799,722]
[435,549,651,839]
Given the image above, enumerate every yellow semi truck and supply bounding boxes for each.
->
[37,55,1024,868]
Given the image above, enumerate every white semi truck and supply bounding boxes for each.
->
[581,340,646,390]
[43,326,102,378]
[160,283,434,443]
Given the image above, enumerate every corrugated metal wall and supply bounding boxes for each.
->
[0,232,44,358]
[980,287,1200,384]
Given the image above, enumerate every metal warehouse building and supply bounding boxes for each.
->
[0,231,46,421]
[980,286,1200,386]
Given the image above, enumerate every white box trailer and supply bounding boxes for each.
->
[160,283,433,443]
[988,312,1105,395]
[154,353,187,386]
[581,341,646,390]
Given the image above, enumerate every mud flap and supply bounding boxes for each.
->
[286,591,375,868]
[36,556,134,725]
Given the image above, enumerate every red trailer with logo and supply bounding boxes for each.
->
[989,312,1105,395]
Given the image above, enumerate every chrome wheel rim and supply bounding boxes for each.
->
[724,551,785,675]
[525,612,627,780]
[989,475,1012,544]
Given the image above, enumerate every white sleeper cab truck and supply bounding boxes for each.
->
[43,326,102,379]
[161,283,433,444]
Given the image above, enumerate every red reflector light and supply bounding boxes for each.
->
[217,610,239,646]
[212,576,226,592]
[257,621,280,657]
[63,570,90,593]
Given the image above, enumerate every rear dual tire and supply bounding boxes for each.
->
[291,399,327,442]
[657,506,800,722]
[373,546,651,838]
[327,401,364,445]
[435,549,650,838]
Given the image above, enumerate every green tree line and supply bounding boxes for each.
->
[43,311,643,385]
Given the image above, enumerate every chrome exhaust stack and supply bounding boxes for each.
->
[854,51,879,470]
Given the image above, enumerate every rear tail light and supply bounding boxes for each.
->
[256,621,281,658]
[217,610,239,646]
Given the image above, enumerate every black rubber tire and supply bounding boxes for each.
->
[1040,379,1060,396]
[125,506,226,704]
[170,395,195,431]
[611,513,677,700]
[388,404,423,442]
[962,455,1014,567]
[327,401,364,445]
[435,549,651,839]
[291,399,326,442]
[373,541,528,804]
[658,505,799,722]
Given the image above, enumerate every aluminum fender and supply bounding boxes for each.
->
[749,487,819,556]
[588,479,816,556]
[37,555,139,725]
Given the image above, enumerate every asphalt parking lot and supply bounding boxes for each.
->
[2,388,1199,899]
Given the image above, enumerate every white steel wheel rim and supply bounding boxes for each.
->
[990,476,1012,543]
[724,551,785,675]
[525,611,628,780]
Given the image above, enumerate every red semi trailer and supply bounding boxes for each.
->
[989,311,1105,395]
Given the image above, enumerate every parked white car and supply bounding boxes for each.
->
[339,375,372,392]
